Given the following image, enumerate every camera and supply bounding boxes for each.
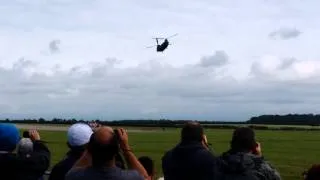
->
[113,129,120,142]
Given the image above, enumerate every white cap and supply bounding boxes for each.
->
[67,123,93,147]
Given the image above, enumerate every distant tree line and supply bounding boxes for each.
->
[0,118,245,127]
[1,114,320,126]
[248,114,320,126]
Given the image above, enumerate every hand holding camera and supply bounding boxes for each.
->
[253,142,262,156]
[115,128,131,152]
[202,134,209,150]
[23,130,40,141]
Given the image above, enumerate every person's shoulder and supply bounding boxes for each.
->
[118,169,145,180]
[65,167,87,180]
[161,148,174,160]
[0,153,17,160]
[56,155,78,169]
[0,153,18,168]
[255,158,281,180]
[195,147,217,160]
[255,157,274,170]
[51,159,65,171]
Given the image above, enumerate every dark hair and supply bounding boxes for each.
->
[230,127,256,152]
[87,132,119,167]
[138,156,154,176]
[304,164,320,180]
[181,122,204,143]
[67,143,87,154]
[23,131,30,138]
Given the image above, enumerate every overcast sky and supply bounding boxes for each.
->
[1,0,320,121]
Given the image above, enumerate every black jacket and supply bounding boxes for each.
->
[162,142,217,180]
[49,149,84,180]
[216,150,281,180]
[0,140,50,180]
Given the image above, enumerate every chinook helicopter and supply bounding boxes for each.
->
[146,33,178,52]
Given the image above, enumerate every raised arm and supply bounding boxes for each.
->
[117,128,150,180]
[18,130,51,177]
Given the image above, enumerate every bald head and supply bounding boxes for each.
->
[93,126,114,144]
[181,122,204,143]
[88,126,119,167]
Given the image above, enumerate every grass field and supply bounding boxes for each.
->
[20,127,320,180]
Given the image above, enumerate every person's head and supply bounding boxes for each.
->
[87,126,119,168]
[17,138,33,157]
[67,123,93,151]
[230,127,256,153]
[138,156,155,179]
[304,164,320,180]
[0,123,20,152]
[181,121,205,144]
[23,131,30,138]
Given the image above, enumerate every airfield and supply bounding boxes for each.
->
[15,123,320,180]
[15,124,153,132]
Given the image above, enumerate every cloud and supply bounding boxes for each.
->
[251,56,314,79]
[268,28,302,40]
[49,40,61,54]
[1,53,320,121]
[198,50,228,68]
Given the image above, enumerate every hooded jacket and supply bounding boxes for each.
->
[216,150,281,180]
[162,141,217,180]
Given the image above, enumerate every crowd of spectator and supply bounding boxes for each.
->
[0,121,319,180]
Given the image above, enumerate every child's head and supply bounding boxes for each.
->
[304,164,320,180]
[138,156,155,179]
[17,138,33,157]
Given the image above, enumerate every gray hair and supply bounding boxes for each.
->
[17,138,33,157]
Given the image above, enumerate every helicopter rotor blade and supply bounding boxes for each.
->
[146,45,157,48]
[166,33,178,39]
[151,33,178,40]
[152,37,165,40]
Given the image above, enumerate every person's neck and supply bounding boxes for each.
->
[68,148,85,156]
[180,140,201,145]
[229,149,251,154]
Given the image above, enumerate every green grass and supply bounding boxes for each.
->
[29,128,320,180]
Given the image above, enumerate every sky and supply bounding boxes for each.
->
[1,0,320,121]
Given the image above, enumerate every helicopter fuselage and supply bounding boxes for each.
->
[156,39,169,52]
